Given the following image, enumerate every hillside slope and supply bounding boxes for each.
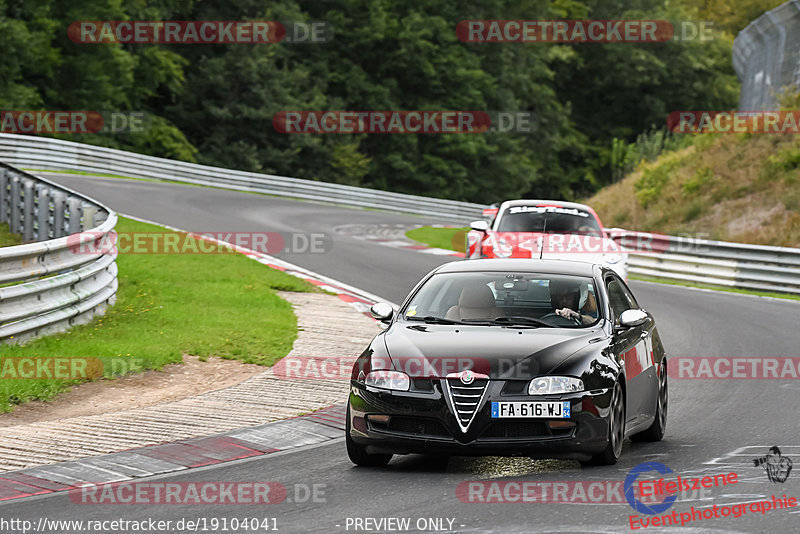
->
[587,134,800,247]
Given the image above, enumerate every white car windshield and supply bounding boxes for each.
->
[496,206,602,236]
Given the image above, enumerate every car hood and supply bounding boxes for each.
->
[382,323,605,380]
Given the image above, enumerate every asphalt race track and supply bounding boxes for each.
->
[1,174,799,533]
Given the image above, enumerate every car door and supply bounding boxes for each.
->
[622,282,659,421]
[605,274,653,426]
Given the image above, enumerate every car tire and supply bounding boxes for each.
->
[631,360,667,442]
[345,406,392,467]
[582,381,625,466]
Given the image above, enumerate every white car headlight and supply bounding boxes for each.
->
[602,252,623,264]
[528,376,584,395]
[365,370,410,391]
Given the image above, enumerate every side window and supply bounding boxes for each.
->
[621,281,639,309]
[606,276,635,323]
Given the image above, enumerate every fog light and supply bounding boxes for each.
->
[352,416,368,433]
[366,414,391,424]
[547,420,576,430]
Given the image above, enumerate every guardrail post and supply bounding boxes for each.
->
[36,183,50,241]
[82,206,97,231]
[52,190,66,238]
[67,197,82,234]
[0,169,8,224]
[9,175,21,234]
[22,179,34,242]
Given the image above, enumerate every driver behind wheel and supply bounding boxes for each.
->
[549,279,594,325]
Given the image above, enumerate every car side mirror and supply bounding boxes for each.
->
[470,220,489,232]
[618,309,648,328]
[370,302,394,324]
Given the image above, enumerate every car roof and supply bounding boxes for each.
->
[434,258,597,276]
[498,199,594,211]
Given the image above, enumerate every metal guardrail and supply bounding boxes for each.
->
[608,230,800,295]
[1,133,798,298]
[0,163,118,344]
[733,0,800,110]
[0,133,484,222]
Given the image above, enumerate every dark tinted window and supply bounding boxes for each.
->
[606,276,637,323]
[404,272,600,327]
[496,206,602,236]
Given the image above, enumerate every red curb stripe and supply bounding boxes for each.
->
[0,407,345,502]
[337,294,371,304]
[177,437,265,462]
[0,472,71,491]
[138,444,224,468]
[0,478,52,500]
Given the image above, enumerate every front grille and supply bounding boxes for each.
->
[481,421,574,439]
[482,421,548,439]
[369,416,450,438]
[446,378,488,431]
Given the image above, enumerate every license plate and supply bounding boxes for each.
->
[491,401,571,419]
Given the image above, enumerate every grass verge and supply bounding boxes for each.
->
[630,274,800,302]
[587,134,800,247]
[0,216,317,412]
[24,168,166,183]
[0,223,22,247]
[406,226,468,253]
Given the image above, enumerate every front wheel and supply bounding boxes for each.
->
[582,381,625,466]
[345,406,392,467]
[631,360,667,442]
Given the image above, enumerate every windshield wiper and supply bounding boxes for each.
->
[406,315,463,325]
[457,317,550,327]
[488,316,554,328]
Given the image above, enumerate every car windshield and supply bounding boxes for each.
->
[403,272,601,328]
[495,206,602,236]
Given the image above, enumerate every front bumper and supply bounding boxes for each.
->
[348,379,612,460]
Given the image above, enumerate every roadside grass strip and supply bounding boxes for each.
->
[0,223,22,247]
[405,226,468,253]
[0,217,316,412]
[629,274,800,302]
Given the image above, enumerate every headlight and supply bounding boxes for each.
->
[365,370,410,391]
[602,252,623,264]
[528,376,584,395]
